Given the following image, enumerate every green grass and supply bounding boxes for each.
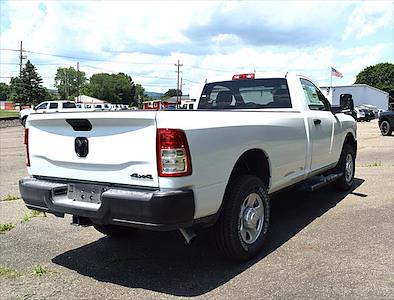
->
[2,194,20,201]
[20,210,43,224]
[33,265,47,276]
[0,109,19,118]
[0,223,16,234]
[0,265,19,278]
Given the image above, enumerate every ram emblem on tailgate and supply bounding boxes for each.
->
[75,137,89,157]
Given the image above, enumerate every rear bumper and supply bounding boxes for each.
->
[19,177,195,231]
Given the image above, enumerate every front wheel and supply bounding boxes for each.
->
[214,175,270,261]
[335,144,355,191]
[380,120,392,136]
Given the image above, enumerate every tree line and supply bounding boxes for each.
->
[2,60,391,107]
[0,60,169,107]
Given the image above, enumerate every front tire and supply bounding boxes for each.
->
[335,144,355,191]
[214,175,270,261]
[380,120,392,136]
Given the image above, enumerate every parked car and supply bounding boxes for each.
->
[19,101,77,127]
[362,104,379,118]
[92,103,111,111]
[19,72,357,261]
[110,104,129,111]
[76,103,94,110]
[354,105,375,122]
[378,111,394,136]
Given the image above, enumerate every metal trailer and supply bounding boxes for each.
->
[320,84,389,110]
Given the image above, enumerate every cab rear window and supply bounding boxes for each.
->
[198,78,292,109]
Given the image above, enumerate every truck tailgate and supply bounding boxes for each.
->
[26,111,159,187]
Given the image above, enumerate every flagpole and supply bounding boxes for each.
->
[330,69,332,88]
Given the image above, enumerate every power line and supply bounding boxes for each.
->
[0,48,237,73]
[0,76,53,79]
[183,78,200,84]
[83,64,176,81]
[0,48,173,66]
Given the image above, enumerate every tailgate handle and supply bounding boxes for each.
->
[66,119,92,131]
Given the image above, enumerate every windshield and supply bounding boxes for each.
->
[198,78,292,109]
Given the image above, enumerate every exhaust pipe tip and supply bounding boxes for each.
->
[179,227,197,244]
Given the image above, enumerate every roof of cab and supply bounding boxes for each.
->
[204,71,294,84]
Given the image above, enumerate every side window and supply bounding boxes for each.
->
[62,102,76,109]
[300,79,330,111]
[49,103,58,109]
[35,103,47,110]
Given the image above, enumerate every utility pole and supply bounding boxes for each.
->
[63,69,68,99]
[174,59,183,108]
[19,41,26,76]
[180,77,183,103]
[77,62,80,102]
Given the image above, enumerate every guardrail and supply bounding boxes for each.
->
[0,116,19,121]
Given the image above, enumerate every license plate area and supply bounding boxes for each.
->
[67,183,108,204]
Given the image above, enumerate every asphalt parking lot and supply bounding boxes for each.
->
[0,120,393,299]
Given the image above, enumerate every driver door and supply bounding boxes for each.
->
[34,102,48,113]
[300,79,339,171]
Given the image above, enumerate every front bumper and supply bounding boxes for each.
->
[19,177,195,231]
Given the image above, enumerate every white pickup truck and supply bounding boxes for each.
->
[19,72,357,260]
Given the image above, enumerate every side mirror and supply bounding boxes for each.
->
[340,93,354,111]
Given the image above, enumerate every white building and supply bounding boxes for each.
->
[75,95,106,104]
[320,84,389,110]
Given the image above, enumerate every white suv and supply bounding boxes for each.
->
[19,101,77,126]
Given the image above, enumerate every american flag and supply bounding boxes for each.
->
[331,67,343,78]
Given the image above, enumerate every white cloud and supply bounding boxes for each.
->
[0,0,392,92]
[342,1,393,40]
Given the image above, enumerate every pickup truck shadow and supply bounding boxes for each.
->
[52,178,364,297]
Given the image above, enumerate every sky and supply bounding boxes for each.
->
[0,0,393,94]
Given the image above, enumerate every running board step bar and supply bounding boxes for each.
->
[301,173,343,192]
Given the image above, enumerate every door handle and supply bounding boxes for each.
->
[313,119,321,125]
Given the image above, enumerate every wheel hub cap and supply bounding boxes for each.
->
[345,153,354,183]
[243,208,258,228]
[239,192,265,244]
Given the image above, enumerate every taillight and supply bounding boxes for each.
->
[157,129,192,177]
[232,73,255,80]
[24,128,30,167]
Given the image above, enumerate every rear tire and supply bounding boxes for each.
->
[380,120,392,136]
[214,175,270,261]
[93,224,135,236]
[21,117,27,127]
[335,144,355,191]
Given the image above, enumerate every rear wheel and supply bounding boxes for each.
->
[335,144,355,191]
[214,175,270,261]
[21,116,27,127]
[380,120,392,136]
[93,224,135,236]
